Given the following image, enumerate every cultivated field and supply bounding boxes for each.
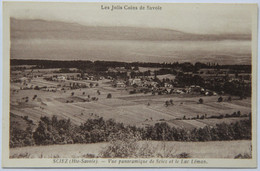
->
[10,75,251,129]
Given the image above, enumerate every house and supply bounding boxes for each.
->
[116,82,126,88]
[172,89,185,94]
[165,88,173,94]
[19,77,29,84]
[151,81,158,87]
[184,72,193,75]
[164,83,173,88]
[129,78,142,86]
[57,75,66,81]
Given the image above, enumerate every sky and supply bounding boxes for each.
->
[9,3,254,34]
[6,2,255,64]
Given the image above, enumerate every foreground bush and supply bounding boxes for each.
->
[234,153,252,159]
[10,126,34,148]
[99,131,179,158]
[99,131,142,158]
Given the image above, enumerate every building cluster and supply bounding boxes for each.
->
[111,67,251,96]
[11,65,251,97]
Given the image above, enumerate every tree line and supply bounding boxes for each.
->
[11,59,251,73]
[10,115,251,148]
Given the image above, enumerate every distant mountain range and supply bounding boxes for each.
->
[11,18,251,41]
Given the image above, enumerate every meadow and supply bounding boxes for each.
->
[10,140,251,159]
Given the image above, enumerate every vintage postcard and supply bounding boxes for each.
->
[2,2,258,168]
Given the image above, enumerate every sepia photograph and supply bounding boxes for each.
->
[2,2,258,168]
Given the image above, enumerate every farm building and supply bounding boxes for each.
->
[19,77,30,85]
[133,78,142,84]
[116,82,126,88]
[57,75,66,81]
[164,83,173,88]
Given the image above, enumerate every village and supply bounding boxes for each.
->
[10,61,251,129]
[12,63,251,98]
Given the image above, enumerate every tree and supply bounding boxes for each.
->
[33,121,52,145]
[107,93,112,98]
[133,66,139,71]
[32,95,37,100]
[199,98,203,104]
[218,96,223,102]
[165,101,169,107]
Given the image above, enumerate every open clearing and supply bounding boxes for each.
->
[10,140,251,159]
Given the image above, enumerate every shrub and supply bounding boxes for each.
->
[32,95,37,100]
[99,131,141,158]
[129,90,136,94]
[165,101,169,107]
[137,141,156,158]
[23,116,28,121]
[218,96,223,102]
[218,115,224,119]
[10,153,30,159]
[234,153,252,159]
[176,152,191,158]
[82,153,96,158]
[10,126,34,148]
[107,93,112,98]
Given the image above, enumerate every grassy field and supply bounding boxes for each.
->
[10,140,251,159]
